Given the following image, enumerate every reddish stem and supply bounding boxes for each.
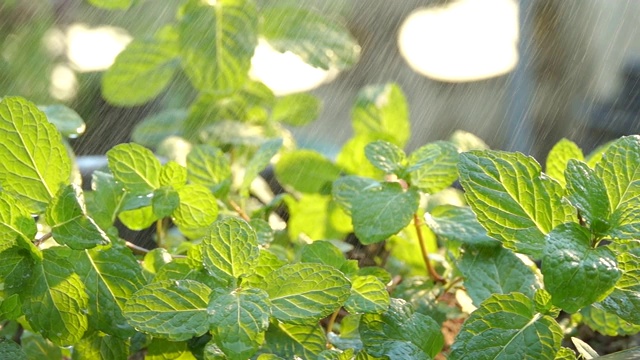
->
[413,213,445,284]
[229,199,251,221]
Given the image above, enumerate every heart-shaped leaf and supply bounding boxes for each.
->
[542,223,621,313]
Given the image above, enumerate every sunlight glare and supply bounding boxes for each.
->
[250,39,339,96]
[398,0,518,82]
[66,23,132,73]
[50,64,78,101]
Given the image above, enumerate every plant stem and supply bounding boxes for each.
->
[229,199,251,221]
[124,240,186,258]
[156,219,165,248]
[125,241,151,254]
[11,323,23,345]
[413,213,445,284]
[437,276,464,300]
[34,232,52,247]
[326,308,341,336]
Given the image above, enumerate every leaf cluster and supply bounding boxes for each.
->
[3,1,640,359]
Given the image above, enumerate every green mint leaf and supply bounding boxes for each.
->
[450,130,490,152]
[609,241,640,285]
[327,313,362,350]
[0,340,26,360]
[132,109,187,148]
[0,294,22,320]
[102,27,179,106]
[407,141,459,194]
[71,243,145,338]
[271,93,321,126]
[86,171,125,229]
[185,244,205,271]
[87,0,132,10]
[581,305,640,336]
[187,145,232,197]
[275,149,341,195]
[586,140,613,169]
[337,135,386,178]
[363,341,427,360]
[555,347,578,360]
[534,289,559,316]
[598,289,640,327]
[364,140,407,175]
[344,275,390,314]
[300,240,347,270]
[148,257,186,279]
[355,351,387,360]
[352,183,419,245]
[183,83,272,138]
[260,6,359,70]
[21,247,88,345]
[542,223,620,313]
[242,249,286,287]
[595,135,640,239]
[152,186,180,218]
[424,205,499,247]
[341,260,360,277]
[357,267,392,285]
[0,247,35,297]
[240,80,276,108]
[179,0,257,92]
[120,190,153,212]
[172,184,219,238]
[124,279,211,341]
[146,338,193,360]
[46,184,110,250]
[202,217,259,284]
[202,340,227,359]
[0,97,71,212]
[107,143,161,194]
[264,263,351,323]
[0,192,37,252]
[597,251,640,325]
[72,331,129,360]
[545,138,584,187]
[318,349,355,360]
[458,150,575,258]
[332,176,380,215]
[159,161,187,189]
[249,218,274,246]
[449,293,562,360]
[39,104,85,138]
[285,194,350,241]
[565,159,611,234]
[256,355,286,360]
[118,205,157,231]
[458,246,538,306]
[360,298,443,359]
[263,322,326,359]
[242,138,283,195]
[21,332,61,360]
[183,94,240,139]
[154,259,226,290]
[208,288,271,359]
[352,84,409,147]
[143,248,173,276]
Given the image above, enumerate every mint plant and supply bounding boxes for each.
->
[3,0,640,359]
[98,0,358,154]
[3,91,640,359]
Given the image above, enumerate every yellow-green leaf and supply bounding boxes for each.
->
[0,97,71,212]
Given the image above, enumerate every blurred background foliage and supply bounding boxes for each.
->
[3,0,640,159]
